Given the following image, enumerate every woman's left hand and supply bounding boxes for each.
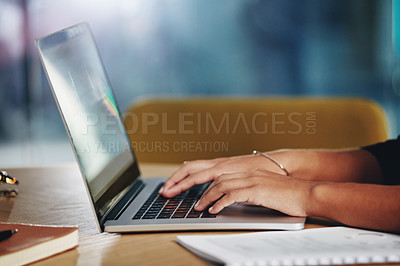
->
[194,169,316,217]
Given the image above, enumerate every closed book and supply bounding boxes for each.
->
[0,223,78,265]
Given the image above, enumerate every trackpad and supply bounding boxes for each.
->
[219,203,285,217]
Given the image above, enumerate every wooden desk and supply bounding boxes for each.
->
[0,164,390,266]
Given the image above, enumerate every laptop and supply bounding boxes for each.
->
[36,23,305,233]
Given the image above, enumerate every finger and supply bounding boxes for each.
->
[252,168,276,175]
[162,167,219,198]
[161,157,233,197]
[184,156,262,198]
[208,189,253,214]
[200,171,250,199]
[160,159,219,193]
[160,154,264,197]
[195,175,252,211]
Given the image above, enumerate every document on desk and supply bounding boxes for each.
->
[177,227,400,266]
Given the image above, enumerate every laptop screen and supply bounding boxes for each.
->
[36,23,140,221]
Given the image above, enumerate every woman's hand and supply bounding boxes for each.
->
[159,149,400,232]
[159,153,289,198]
[159,148,384,199]
[194,169,315,217]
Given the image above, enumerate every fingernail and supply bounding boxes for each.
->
[194,202,199,209]
[209,206,214,213]
[159,187,164,194]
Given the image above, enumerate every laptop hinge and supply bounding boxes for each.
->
[100,179,145,228]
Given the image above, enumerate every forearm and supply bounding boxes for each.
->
[270,149,384,184]
[307,182,400,232]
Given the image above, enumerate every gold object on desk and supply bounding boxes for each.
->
[0,171,18,197]
[0,171,19,185]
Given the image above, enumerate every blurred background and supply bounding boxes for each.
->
[0,0,399,166]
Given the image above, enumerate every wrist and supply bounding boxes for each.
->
[252,150,289,176]
[303,180,321,217]
[267,149,299,177]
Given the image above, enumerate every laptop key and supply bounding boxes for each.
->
[133,213,143,219]
[142,213,158,219]
[156,212,175,219]
[202,209,218,218]
[157,213,173,219]
[171,211,187,219]
[186,209,202,218]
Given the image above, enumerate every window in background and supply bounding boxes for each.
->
[0,0,398,166]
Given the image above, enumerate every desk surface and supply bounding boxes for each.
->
[0,164,394,266]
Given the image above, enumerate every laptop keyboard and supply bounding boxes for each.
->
[132,182,217,220]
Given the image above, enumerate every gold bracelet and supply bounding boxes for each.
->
[252,150,289,176]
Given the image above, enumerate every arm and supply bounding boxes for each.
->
[271,149,384,184]
[193,169,400,233]
[159,148,384,197]
[159,143,399,232]
[308,181,400,232]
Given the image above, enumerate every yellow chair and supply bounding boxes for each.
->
[124,98,389,164]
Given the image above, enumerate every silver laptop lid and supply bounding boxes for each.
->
[36,23,140,225]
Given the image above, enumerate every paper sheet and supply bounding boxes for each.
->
[177,227,400,265]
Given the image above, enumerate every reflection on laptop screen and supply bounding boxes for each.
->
[37,23,136,213]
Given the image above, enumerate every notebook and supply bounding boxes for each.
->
[0,223,78,265]
[177,226,400,266]
[35,22,305,233]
